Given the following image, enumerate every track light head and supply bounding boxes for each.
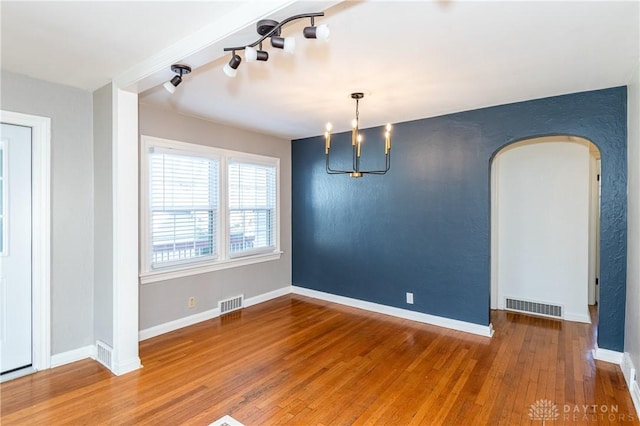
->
[163,64,191,94]
[163,76,180,94]
[270,36,295,53]
[223,53,242,77]
[245,46,269,62]
[303,23,330,41]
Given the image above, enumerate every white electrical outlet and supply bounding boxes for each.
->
[188,296,196,308]
[406,292,414,304]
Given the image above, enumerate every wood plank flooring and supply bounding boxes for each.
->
[1,294,637,425]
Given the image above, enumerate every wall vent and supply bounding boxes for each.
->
[505,297,563,319]
[219,295,244,315]
[95,340,113,370]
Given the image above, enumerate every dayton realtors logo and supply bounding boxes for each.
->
[529,399,560,424]
[528,399,636,423]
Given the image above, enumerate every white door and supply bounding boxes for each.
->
[0,123,32,374]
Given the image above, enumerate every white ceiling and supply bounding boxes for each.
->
[2,1,639,140]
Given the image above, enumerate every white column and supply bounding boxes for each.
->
[111,87,141,375]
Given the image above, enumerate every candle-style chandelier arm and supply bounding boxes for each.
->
[325,144,359,174]
[359,152,391,175]
[223,12,325,53]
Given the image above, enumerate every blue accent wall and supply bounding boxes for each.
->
[292,87,627,351]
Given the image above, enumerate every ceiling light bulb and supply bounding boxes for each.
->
[386,123,392,132]
[357,134,363,143]
[163,74,184,94]
[223,54,242,78]
[223,63,238,77]
[163,81,176,94]
[284,37,296,53]
[245,46,258,62]
[315,24,330,41]
[351,118,358,129]
[326,122,333,132]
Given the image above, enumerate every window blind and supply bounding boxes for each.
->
[150,151,219,267]
[227,160,276,256]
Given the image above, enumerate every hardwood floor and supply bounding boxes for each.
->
[1,294,637,425]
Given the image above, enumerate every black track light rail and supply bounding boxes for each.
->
[223,12,324,53]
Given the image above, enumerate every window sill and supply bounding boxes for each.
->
[139,251,283,285]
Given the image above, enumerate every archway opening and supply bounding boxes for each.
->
[490,135,600,324]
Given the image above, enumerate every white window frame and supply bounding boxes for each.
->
[0,139,7,256]
[140,136,281,284]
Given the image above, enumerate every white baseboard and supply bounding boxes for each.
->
[244,286,292,308]
[139,307,220,341]
[50,345,96,368]
[139,286,292,341]
[564,312,592,324]
[622,352,640,419]
[49,344,141,376]
[593,344,623,364]
[292,286,494,338]
[139,284,498,342]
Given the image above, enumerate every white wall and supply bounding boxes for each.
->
[0,71,94,354]
[137,104,292,332]
[494,138,591,322]
[624,59,640,412]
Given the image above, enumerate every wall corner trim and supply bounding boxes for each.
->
[292,286,494,338]
[111,357,142,376]
[593,344,624,364]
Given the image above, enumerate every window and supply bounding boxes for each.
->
[228,160,277,256]
[141,136,280,282]
[149,150,219,268]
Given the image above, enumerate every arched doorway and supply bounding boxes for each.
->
[490,135,600,323]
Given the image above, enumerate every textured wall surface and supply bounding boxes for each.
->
[292,87,627,351]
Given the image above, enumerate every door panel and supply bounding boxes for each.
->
[0,123,32,374]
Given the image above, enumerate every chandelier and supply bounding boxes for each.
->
[325,93,392,178]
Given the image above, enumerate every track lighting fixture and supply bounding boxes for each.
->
[222,12,329,77]
[163,64,191,94]
[325,93,392,178]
